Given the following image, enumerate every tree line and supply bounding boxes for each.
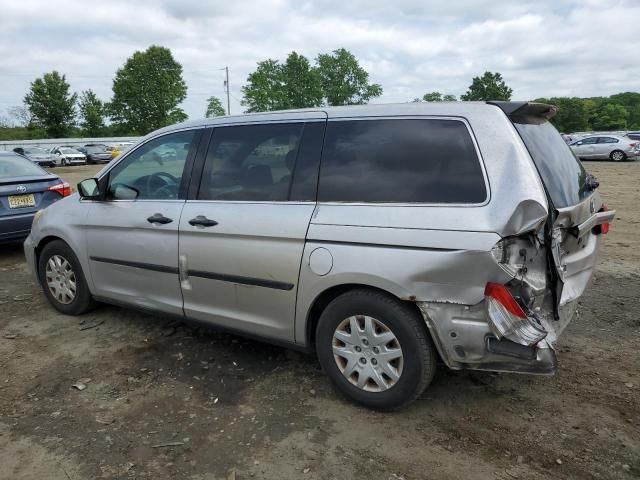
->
[1,45,639,141]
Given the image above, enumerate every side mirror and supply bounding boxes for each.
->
[576,141,583,146]
[77,178,101,199]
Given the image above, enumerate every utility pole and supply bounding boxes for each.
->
[224,66,230,115]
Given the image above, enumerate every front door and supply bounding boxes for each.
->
[85,129,200,315]
[574,136,598,158]
[179,120,325,342]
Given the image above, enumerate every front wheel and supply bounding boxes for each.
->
[315,289,437,410]
[61,158,67,167]
[610,150,626,162]
[38,240,95,315]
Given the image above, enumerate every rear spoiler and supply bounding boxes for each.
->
[488,101,558,120]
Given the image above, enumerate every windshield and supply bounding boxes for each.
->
[60,148,79,154]
[513,117,589,208]
[0,155,48,178]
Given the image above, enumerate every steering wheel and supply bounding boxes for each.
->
[144,172,179,199]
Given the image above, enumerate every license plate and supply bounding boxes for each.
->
[8,194,36,209]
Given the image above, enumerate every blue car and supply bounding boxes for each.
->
[0,152,70,243]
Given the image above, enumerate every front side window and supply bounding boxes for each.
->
[198,123,303,201]
[318,119,487,203]
[107,130,195,200]
[578,137,597,145]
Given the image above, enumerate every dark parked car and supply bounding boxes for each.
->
[83,144,112,164]
[627,132,640,141]
[0,152,70,243]
[12,146,57,167]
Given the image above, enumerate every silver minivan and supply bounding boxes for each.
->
[24,102,614,410]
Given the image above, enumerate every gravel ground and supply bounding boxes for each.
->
[0,161,638,480]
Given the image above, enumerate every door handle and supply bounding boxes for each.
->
[147,213,173,225]
[188,215,218,227]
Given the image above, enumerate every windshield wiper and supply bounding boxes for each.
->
[584,173,599,192]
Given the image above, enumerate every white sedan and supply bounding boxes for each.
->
[51,147,87,166]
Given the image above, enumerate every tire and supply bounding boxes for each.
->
[610,150,626,162]
[38,240,95,315]
[61,158,67,167]
[315,289,437,411]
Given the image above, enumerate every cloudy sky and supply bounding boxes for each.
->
[1,0,638,121]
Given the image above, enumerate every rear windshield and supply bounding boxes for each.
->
[318,119,487,203]
[0,155,47,178]
[513,117,589,208]
[86,146,106,153]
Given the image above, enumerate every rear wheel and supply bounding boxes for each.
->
[38,240,95,315]
[610,150,626,162]
[315,289,437,410]
[61,158,67,167]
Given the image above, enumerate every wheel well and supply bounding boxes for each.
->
[34,236,64,273]
[305,283,424,350]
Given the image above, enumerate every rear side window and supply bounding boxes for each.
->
[198,123,303,201]
[513,117,588,208]
[598,137,618,144]
[318,119,486,203]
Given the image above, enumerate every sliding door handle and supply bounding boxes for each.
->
[147,213,173,225]
[189,215,218,227]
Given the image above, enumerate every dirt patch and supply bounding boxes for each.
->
[1,161,639,479]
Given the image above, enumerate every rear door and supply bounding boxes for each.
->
[596,136,618,159]
[178,117,326,342]
[84,129,201,315]
[511,110,614,312]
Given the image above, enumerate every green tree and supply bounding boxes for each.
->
[242,52,323,112]
[206,96,226,117]
[535,97,591,133]
[422,91,443,102]
[24,71,77,137]
[460,71,512,101]
[281,51,323,109]
[78,89,105,136]
[316,48,383,106]
[590,103,629,131]
[609,92,640,129]
[109,45,187,135]
[242,59,286,112]
[421,91,457,102]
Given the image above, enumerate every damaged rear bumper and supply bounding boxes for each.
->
[417,299,578,375]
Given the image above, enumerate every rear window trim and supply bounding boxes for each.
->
[317,115,491,208]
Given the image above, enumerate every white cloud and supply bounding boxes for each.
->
[0,0,638,122]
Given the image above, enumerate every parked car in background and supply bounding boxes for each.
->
[50,147,87,166]
[627,131,640,141]
[83,144,112,164]
[12,147,57,167]
[1,152,70,243]
[569,134,640,161]
[23,101,614,410]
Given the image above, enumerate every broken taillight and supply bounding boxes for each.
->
[484,282,547,346]
[48,181,71,197]
[593,204,610,235]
